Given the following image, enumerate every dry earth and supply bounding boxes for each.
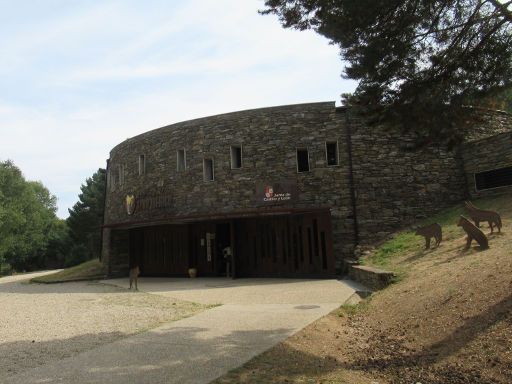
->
[0,274,204,379]
[214,196,512,384]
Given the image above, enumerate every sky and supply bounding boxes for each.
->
[0,0,356,218]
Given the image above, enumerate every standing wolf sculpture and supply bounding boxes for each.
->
[464,201,502,233]
[415,223,442,249]
[129,265,140,291]
[457,215,489,250]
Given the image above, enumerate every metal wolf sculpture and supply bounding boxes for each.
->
[457,215,489,250]
[415,223,442,249]
[464,201,502,233]
[129,265,140,291]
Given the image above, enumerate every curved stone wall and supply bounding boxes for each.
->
[102,101,511,276]
[104,102,352,227]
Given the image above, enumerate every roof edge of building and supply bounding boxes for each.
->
[110,101,336,155]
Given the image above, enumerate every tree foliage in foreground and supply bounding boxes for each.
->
[262,0,512,144]
[0,160,65,271]
[66,168,106,265]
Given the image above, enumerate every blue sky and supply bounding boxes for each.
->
[0,0,356,218]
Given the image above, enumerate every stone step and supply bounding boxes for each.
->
[347,264,395,291]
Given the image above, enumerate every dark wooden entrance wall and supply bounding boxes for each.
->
[130,225,189,276]
[235,212,335,277]
[129,211,335,278]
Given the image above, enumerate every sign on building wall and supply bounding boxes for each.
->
[124,193,174,216]
[254,181,298,206]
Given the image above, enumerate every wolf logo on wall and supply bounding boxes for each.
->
[126,194,136,215]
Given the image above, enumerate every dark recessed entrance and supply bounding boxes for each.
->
[128,210,334,278]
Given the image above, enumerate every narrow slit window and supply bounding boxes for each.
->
[297,148,309,172]
[203,158,214,181]
[253,237,258,267]
[260,224,266,259]
[177,149,186,171]
[281,229,287,264]
[230,145,242,169]
[298,226,304,262]
[321,232,327,269]
[272,229,277,263]
[307,227,313,264]
[138,155,145,176]
[313,219,319,258]
[326,142,339,166]
[293,232,298,270]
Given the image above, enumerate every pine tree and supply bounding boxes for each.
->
[262,0,512,143]
[66,169,106,264]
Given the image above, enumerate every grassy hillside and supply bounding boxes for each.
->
[214,193,512,384]
[30,259,107,283]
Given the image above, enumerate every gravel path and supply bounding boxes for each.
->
[0,272,205,379]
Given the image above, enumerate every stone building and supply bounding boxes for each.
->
[102,102,512,278]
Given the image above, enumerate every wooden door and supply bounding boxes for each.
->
[138,225,189,276]
[235,212,335,277]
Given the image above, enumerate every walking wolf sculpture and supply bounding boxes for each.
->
[415,223,442,249]
[464,201,502,233]
[129,265,140,291]
[457,215,489,250]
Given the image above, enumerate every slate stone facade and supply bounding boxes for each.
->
[462,130,512,198]
[102,102,511,276]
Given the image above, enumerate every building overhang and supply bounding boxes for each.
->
[103,206,332,230]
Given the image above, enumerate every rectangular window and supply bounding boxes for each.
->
[296,148,310,172]
[203,158,214,181]
[138,155,145,176]
[326,141,339,166]
[230,145,242,169]
[177,149,186,172]
[475,166,512,190]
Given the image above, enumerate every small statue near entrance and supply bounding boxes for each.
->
[457,215,489,250]
[415,223,442,249]
[129,265,140,291]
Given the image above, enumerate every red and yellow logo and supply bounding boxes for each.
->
[125,195,136,215]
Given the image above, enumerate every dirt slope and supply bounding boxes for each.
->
[214,194,512,384]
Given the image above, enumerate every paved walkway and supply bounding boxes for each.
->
[4,277,363,384]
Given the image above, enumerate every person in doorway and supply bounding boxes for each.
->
[223,246,232,278]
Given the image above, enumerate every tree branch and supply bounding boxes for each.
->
[488,0,512,23]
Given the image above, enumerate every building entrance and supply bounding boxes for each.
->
[128,210,334,278]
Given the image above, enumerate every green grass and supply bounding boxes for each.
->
[31,259,107,284]
[368,232,422,268]
[337,298,372,318]
[365,194,511,271]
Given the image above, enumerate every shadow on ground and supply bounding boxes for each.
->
[357,293,511,384]
[1,331,126,379]
[4,326,306,384]
[211,292,512,384]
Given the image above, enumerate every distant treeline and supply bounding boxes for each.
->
[0,160,105,275]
